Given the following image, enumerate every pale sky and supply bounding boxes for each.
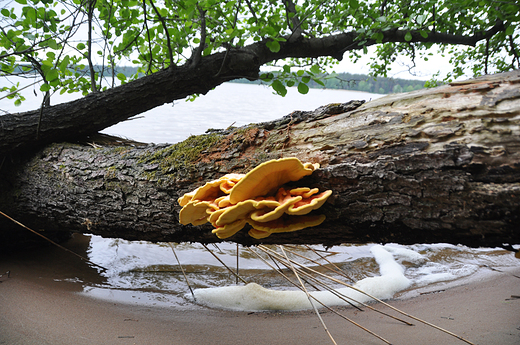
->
[335,46,456,81]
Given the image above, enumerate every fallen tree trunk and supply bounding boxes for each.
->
[1,71,519,249]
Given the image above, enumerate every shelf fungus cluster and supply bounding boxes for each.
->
[177,158,332,239]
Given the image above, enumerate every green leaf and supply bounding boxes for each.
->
[47,39,59,50]
[505,26,514,36]
[15,0,27,4]
[313,78,325,87]
[116,73,127,81]
[297,82,309,94]
[271,79,287,96]
[302,76,311,83]
[1,9,10,17]
[416,14,427,25]
[45,69,59,82]
[59,56,70,72]
[266,40,280,53]
[40,83,50,92]
[405,32,412,41]
[77,42,85,50]
[310,65,320,74]
[420,30,428,39]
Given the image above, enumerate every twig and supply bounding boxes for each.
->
[259,245,476,345]
[236,243,239,285]
[249,246,392,344]
[168,243,196,301]
[287,245,354,282]
[201,243,248,284]
[0,210,106,271]
[148,0,174,67]
[279,245,338,345]
[262,249,362,310]
[259,245,413,325]
[0,80,41,102]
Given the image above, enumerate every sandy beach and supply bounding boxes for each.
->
[1,242,519,345]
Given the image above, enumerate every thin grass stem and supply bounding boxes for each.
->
[168,243,196,301]
[279,245,338,345]
[0,210,106,271]
[249,247,393,344]
[259,245,475,345]
[201,243,248,284]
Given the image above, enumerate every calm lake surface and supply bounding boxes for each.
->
[1,82,519,310]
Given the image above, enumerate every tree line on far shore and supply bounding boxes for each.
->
[106,66,430,95]
[229,72,428,95]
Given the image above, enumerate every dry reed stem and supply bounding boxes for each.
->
[259,245,413,325]
[304,245,353,281]
[259,245,476,345]
[0,210,107,271]
[168,243,196,301]
[283,245,355,282]
[201,243,248,284]
[279,245,338,345]
[249,247,393,345]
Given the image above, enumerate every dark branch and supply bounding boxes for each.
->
[86,0,98,93]
[189,8,207,68]
[148,0,175,67]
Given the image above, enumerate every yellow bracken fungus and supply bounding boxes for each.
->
[177,158,332,239]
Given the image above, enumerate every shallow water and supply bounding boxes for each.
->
[75,235,519,310]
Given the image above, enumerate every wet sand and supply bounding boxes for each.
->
[1,241,519,345]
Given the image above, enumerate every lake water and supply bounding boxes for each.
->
[1,81,382,144]
[2,82,519,310]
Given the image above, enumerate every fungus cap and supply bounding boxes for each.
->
[179,200,216,225]
[286,190,333,216]
[212,218,248,239]
[214,199,279,227]
[178,191,196,207]
[248,228,272,239]
[249,195,301,223]
[229,158,319,204]
[248,214,326,234]
[219,174,245,194]
[289,187,320,199]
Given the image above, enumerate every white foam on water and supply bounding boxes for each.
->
[82,236,520,309]
[193,245,411,311]
[382,244,427,264]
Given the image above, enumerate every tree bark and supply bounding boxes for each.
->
[1,71,519,249]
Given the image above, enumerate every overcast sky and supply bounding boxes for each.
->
[335,46,457,81]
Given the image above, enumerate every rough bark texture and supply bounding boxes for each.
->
[1,71,519,249]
